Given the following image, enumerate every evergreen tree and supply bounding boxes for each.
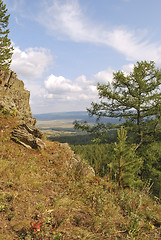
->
[74,61,161,146]
[0,0,13,70]
[113,127,143,188]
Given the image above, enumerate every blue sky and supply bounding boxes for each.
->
[4,0,161,113]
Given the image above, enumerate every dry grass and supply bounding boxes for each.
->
[0,114,161,239]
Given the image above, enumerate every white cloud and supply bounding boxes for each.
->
[94,67,114,84]
[44,73,99,103]
[30,65,138,113]
[43,67,119,106]
[26,82,46,98]
[37,0,161,65]
[88,85,97,93]
[122,63,134,73]
[37,0,98,42]
[10,45,54,114]
[43,64,140,108]
[37,0,105,44]
[76,75,90,84]
[106,28,161,63]
[44,74,81,94]
[11,46,53,79]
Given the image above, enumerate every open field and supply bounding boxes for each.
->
[35,112,120,144]
[36,119,75,129]
[36,119,93,145]
[36,119,82,138]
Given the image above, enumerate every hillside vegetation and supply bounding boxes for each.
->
[0,114,161,240]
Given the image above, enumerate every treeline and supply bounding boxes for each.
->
[49,129,117,145]
[71,143,113,176]
[48,134,93,145]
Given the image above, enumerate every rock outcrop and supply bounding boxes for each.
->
[0,69,45,149]
[0,70,95,177]
[0,70,35,125]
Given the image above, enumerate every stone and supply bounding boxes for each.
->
[11,124,46,150]
[0,69,45,149]
[0,69,35,125]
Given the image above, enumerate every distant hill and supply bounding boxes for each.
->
[34,111,122,124]
[34,111,89,121]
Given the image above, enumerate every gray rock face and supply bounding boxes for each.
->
[0,70,45,149]
[0,70,35,125]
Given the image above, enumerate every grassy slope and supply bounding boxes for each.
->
[0,114,161,240]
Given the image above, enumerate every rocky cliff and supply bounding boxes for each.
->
[0,70,35,125]
[0,69,95,178]
[0,69,46,149]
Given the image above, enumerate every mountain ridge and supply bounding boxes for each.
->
[34,111,122,124]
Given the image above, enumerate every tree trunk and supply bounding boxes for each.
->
[137,109,141,133]
[118,156,122,188]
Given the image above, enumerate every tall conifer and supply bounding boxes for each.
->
[113,127,143,188]
[74,61,161,146]
[0,0,13,70]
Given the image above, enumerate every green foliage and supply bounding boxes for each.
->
[96,61,161,138]
[139,141,161,197]
[74,121,118,144]
[49,134,93,145]
[73,60,161,195]
[113,127,143,188]
[0,0,13,70]
[72,128,143,188]
[74,61,161,145]
[72,143,114,176]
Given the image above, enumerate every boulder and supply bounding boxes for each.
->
[11,124,46,150]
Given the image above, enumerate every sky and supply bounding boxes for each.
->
[4,0,161,113]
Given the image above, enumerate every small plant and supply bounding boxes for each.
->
[128,213,140,238]
[53,233,62,240]
[0,204,7,212]
[30,219,44,232]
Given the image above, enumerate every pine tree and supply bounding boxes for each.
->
[74,61,161,146]
[113,127,143,188]
[0,0,13,70]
